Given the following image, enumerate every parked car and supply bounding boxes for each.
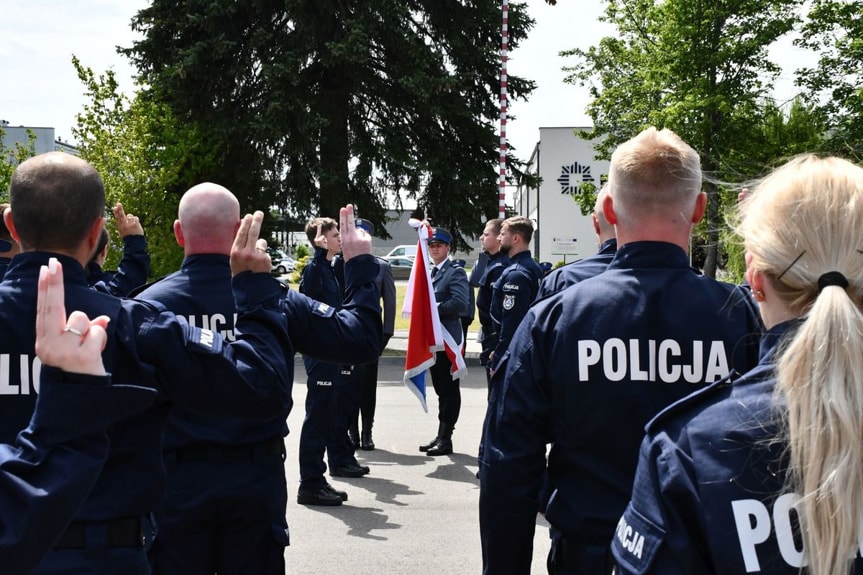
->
[267,248,297,276]
[383,256,414,280]
[384,244,417,260]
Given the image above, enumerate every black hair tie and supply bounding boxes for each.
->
[817,271,849,292]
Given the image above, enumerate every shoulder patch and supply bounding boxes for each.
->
[611,503,665,574]
[502,293,516,310]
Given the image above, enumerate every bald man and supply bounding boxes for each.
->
[135,183,290,574]
[535,184,617,300]
[135,185,385,574]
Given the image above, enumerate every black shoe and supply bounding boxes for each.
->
[360,431,375,451]
[323,482,348,502]
[330,463,370,478]
[419,436,440,453]
[297,486,343,506]
[426,438,453,456]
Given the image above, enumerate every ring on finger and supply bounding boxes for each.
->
[63,326,84,336]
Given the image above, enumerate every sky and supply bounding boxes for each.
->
[1,1,810,164]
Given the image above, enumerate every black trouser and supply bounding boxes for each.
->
[547,528,615,575]
[429,350,461,425]
[359,361,378,431]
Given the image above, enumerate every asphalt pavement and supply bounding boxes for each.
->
[283,356,552,574]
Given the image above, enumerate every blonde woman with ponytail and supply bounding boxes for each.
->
[611,154,863,575]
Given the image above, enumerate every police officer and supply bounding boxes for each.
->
[474,218,509,386]
[478,127,761,575]
[349,218,397,451]
[87,203,151,296]
[0,202,19,279]
[536,184,617,300]
[488,216,543,376]
[135,183,290,574]
[297,216,371,507]
[0,152,383,573]
[0,257,155,575]
[612,155,863,575]
[418,227,469,456]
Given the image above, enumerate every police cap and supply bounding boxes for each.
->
[429,227,452,245]
[355,218,375,235]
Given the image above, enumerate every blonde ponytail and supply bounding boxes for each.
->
[738,154,863,575]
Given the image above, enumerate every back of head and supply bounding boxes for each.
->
[177,183,240,255]
[608,127,702,228]
[738,154,863,575]
[9,152,105,251]
[503,216,534,246]
[305,217,337,244]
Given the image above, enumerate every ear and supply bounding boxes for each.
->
[745,253,766,298]
[173,220,185,247]
[86,216,105,254]
[690,192,707,224]
[602,193,617,226]
[3,208,19,242]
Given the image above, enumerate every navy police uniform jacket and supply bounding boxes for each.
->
[135,254,289,449]
[476,251,509,356]
[87,234,151,296]
[0,257,9,281]
[300,247,350,381]
[0,252,290,525]
[536,238,617,300]
[489,251,543,368]
[478,241,761,575]
[611,320,849,574]
[0,368,155,575]
[432,258,469,345]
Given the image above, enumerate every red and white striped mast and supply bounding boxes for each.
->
[498,0,509,219]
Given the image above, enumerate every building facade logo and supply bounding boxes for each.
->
[557,161,594,195]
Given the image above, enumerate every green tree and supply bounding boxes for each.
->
[0,128,37,201]
[122,0,536,251]
[72,57,220,277]
[796,0,863,161]
[562,0,803,276]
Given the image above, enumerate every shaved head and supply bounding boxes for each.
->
[175,183,241,255]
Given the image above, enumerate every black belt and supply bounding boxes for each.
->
[54,516,144,549]
[165,437,284,463]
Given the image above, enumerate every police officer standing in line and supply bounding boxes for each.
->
[0,152,383,573]
[134,183,291,574]
[418,227,469,457]
[0,203,20,279]
[536,184,617,300]
[297,217,371,507]
[474,218,509,386]
[349,218,397,451]
[612,155,863,575]
[478,127,762,575]
[87,203,151,296]
[0,258,156,575]
[488,216,543,376]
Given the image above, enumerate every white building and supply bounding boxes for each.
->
[0,122,78,157]
[514,127,610,265]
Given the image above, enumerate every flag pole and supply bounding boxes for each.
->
[498,0,509,220]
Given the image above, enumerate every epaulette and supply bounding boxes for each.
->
[644,370,740,433]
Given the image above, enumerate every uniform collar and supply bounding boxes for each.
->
[598,238,618,255]
[3,252,89,285]
[508,250,533,263]
[181,253,230,270]
[607,241,690,271]
[758,319,800,365]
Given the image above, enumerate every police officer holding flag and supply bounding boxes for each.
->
[478,127,761,575]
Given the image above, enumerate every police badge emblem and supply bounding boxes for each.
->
[503,294,515,310]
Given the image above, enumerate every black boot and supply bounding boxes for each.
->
[360,427,375,451]
[348,424,360,451]
[426,423,454,456]
[419,422,445,452]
